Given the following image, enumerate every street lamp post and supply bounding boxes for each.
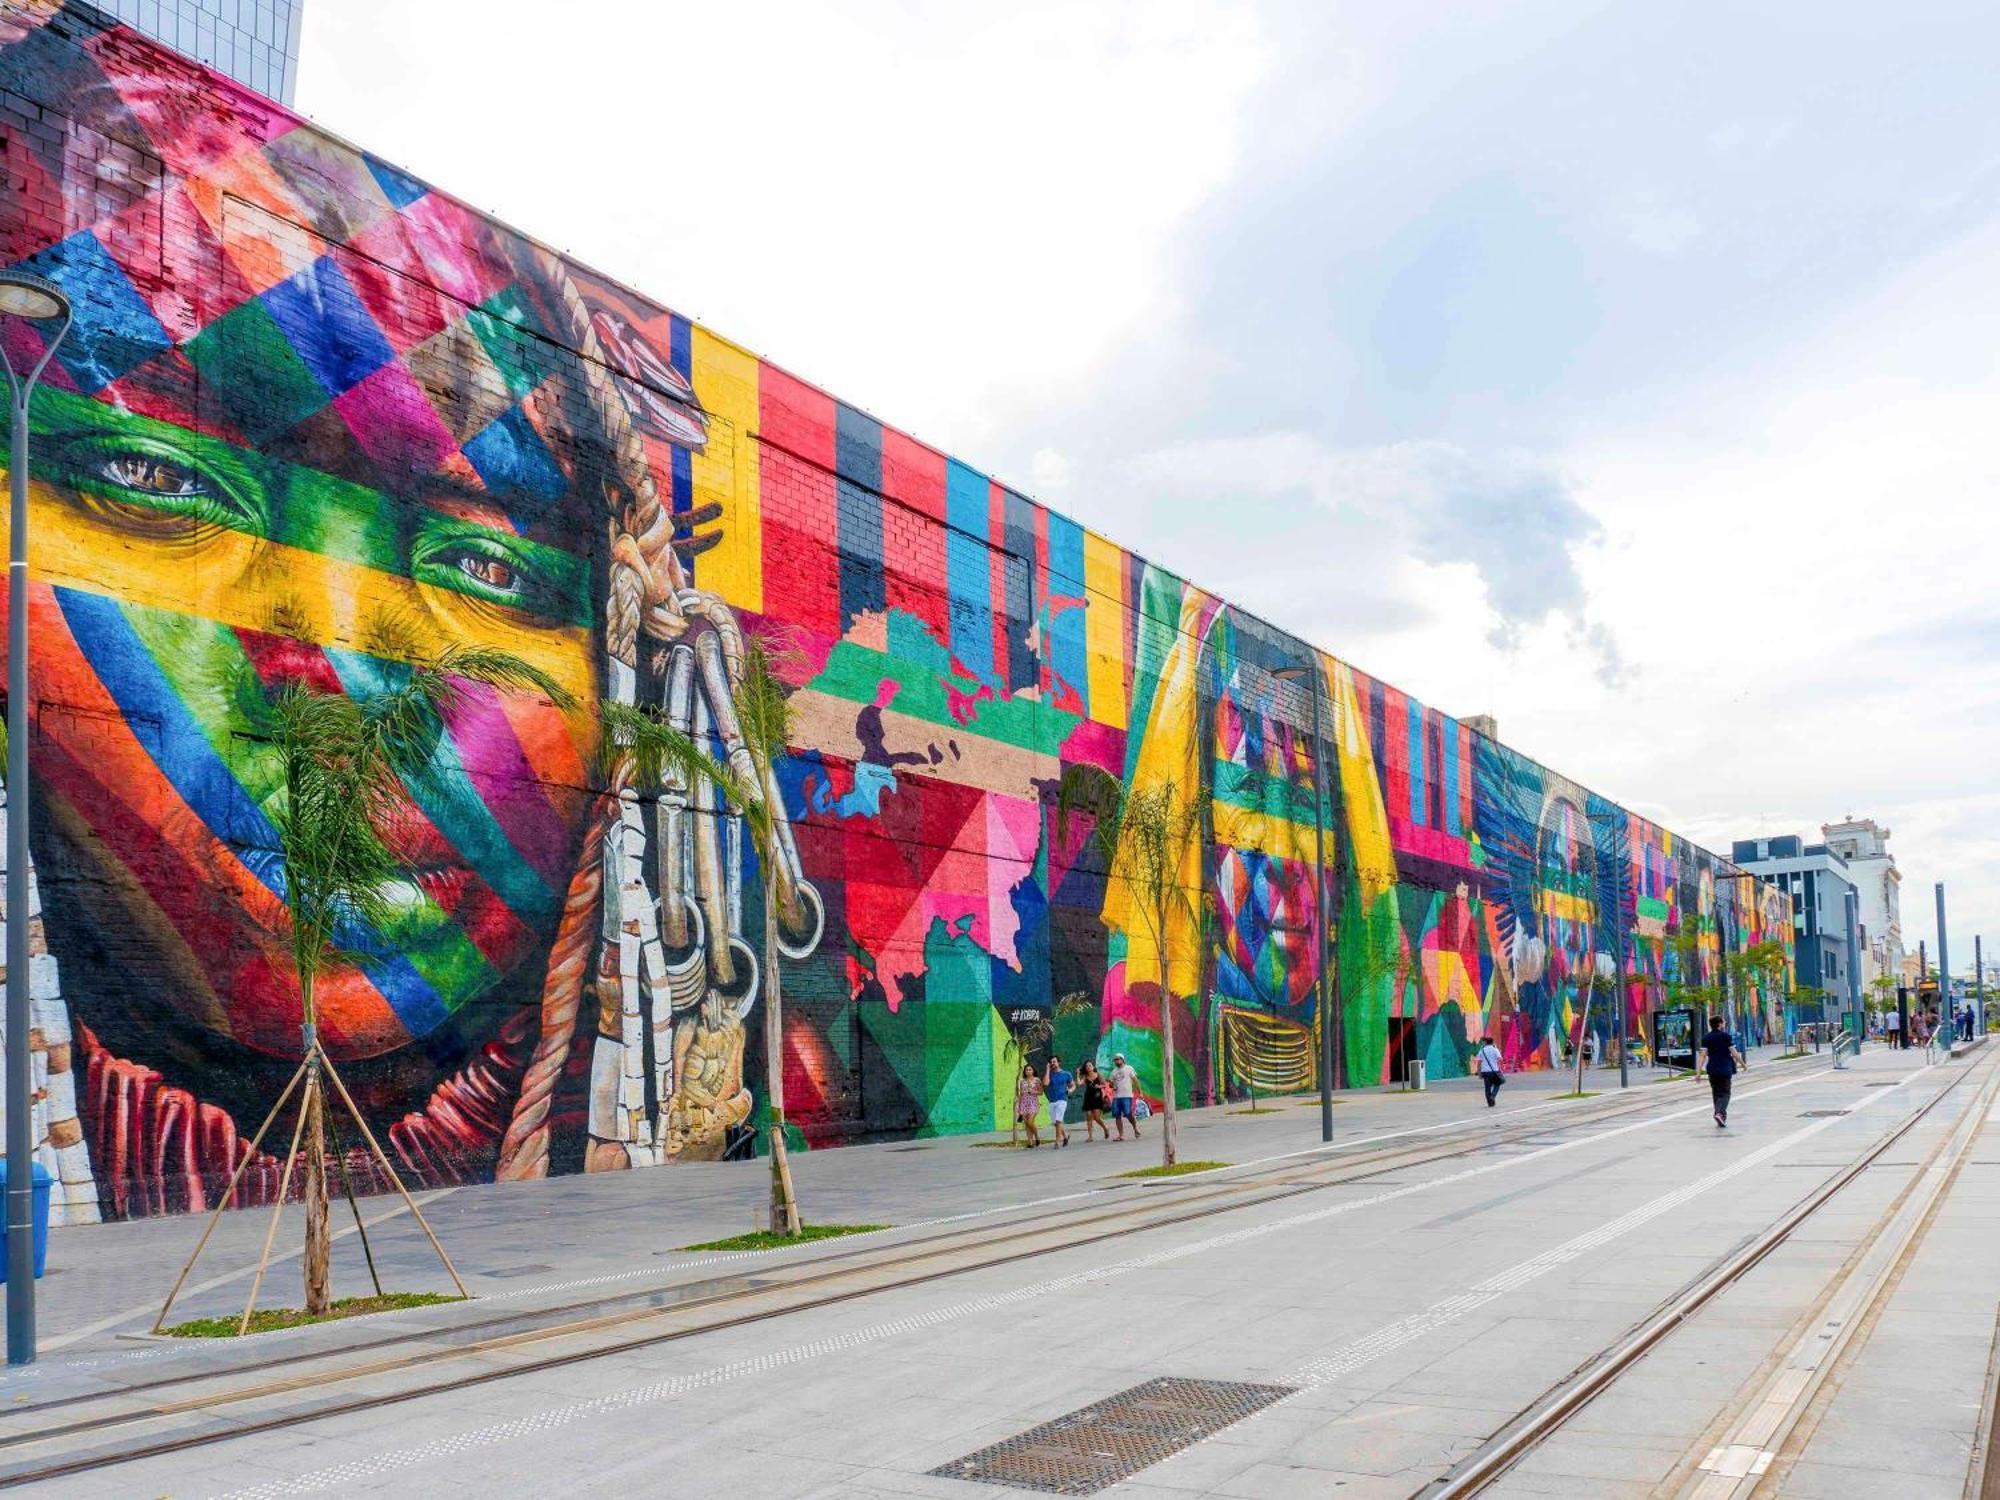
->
[1843,886,1862,1046]
[1,268,72,1367]
[1584,809,1628,1089]
[1935,883,1950,1056]
[1274,662,1334,1140]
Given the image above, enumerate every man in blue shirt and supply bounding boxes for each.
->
[1702,1016,1745,1128]
[1044,1055,1074,1148]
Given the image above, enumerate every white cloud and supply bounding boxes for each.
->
[298,0,1272,459]
[1030,447,1073,494]
[1617,201,1702,256]
[297,0,2000,968]
[1125,433,1605,654]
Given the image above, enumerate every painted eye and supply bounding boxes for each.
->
[98,454,208,497]
[453,552,523,594]
[55,437,258,539]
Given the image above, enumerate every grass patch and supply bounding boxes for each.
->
[1552,1090,1602,1099]
[969,1139,1036,1149]
[679,1224,886,1253]
[164,1292,462,1338]
[1117,1160,1230,1179]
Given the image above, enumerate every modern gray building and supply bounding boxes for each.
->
[92,0,304,105]
[1733,835,1857,1022]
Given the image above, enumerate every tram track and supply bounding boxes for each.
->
[1420,1047,2000,1499]
[0,1060,1830,1489]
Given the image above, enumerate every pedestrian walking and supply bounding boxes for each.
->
[1885,1007,1901,1049]
[1015,1061,1043,1148]
[1475,1037,1506,1108]
[1109,1053,1141,1140]
[1078,1061,1111,1140]
[1702,1015,1744,1128]
[1043,1054,1073,1148]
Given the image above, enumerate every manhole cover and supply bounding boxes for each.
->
[477,1263,554,1279]
[1864,1081,1900,1087]
[888,1144,933,1152]
[1799,1109,1851,1117]
[931,1376,1293,1493]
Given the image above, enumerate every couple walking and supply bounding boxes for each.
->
[1015,1054,1144,1146]
[1477,1021,1745,1129]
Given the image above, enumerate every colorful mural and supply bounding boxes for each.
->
[0,3,1792,1223]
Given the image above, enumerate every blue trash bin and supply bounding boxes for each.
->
[0,1159,52,1281]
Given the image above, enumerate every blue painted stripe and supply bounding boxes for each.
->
[945,458,996,688]
[1443,714,1463,838]
[1046,512,1088,714]
[1368,676,1388,791]
[1407,701,1425,825]
[56,590,443,1034]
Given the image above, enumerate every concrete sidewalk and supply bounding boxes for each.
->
[6,1044,1801,1369]
[53,1039,1899,1500]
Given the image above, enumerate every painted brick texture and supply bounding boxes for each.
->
[0,1,1793,1220]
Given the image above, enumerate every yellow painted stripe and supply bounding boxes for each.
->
[1082,530,1126,730]
[1329,659,1397,890]
[17,483,596,707]
[1541,888,1594,923]
[1213,800,1318,864]
[691,326,762,615]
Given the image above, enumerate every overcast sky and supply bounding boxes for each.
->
[299,0,1999,970]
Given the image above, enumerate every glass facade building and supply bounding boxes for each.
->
[93,0,304,105]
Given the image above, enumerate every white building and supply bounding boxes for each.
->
[1821,817,1903,996]
[1734,836,1857,1021]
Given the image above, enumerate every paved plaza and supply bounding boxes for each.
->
[2,1038,1995,1498]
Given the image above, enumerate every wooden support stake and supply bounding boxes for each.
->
[325,1105,382,1299]
[319,1052,467,1298]
[236,1075,312,1337]
[152,1057,308,1334]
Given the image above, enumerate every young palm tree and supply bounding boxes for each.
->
[269,645,575,1318]
[603,634,808,1234]
[1056,765,1205,1168]
[155,645,576,1331]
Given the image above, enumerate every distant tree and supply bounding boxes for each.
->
[1056,766,1204,1168]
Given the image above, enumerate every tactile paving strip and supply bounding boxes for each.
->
[930,1376,1294,1493]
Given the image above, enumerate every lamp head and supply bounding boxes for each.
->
[0,269,70,321]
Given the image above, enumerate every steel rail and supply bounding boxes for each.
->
[1421,1052,1993,1499]
[1,1065,1779,1428]
[0,1066,1823,1488]
[1704,1050,2000,1497]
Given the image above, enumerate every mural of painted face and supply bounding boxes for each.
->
[1535,795,1597,996]
[18,385,600,1062]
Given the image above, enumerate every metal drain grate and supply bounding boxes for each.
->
[1798,1109,1851,1117]
[931,1377,1293,1493]
[1864,1081,1900,1086]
